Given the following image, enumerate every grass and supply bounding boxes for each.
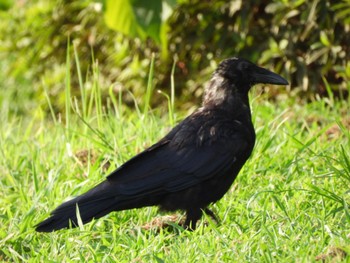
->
[0,59,349,262]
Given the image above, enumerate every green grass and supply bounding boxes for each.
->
[0,62,349,262]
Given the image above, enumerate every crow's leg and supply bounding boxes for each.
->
[184,208,202,230]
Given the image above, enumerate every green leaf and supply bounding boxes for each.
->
[0,0,13,11]
[104,0,146,40]
[133,0,162,43]
[103,0,177,58]
[320,31,330,47]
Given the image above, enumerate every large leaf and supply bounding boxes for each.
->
[104,0,177,58]
[0,0,13,11]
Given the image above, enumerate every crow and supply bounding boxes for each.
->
[35,57,288,232]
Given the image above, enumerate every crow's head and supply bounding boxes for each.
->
[215,57,289,92]
[204,57,288,108]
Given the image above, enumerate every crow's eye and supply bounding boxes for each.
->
[236,62,249,72]
[241,62,250,71]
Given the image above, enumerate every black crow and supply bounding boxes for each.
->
[36,57,288,232]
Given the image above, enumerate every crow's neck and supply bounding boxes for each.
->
[203,76,251,119]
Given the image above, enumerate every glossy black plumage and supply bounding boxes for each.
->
[35,57,288,232]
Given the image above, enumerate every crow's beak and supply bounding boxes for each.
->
[251,66,289,86]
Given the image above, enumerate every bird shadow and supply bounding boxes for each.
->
[139,212,220,235]
[140,214,186,234]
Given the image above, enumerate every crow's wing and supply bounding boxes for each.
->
[35,112,253,232]
[106,117,252,197]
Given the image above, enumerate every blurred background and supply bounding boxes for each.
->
[0,0,349,115]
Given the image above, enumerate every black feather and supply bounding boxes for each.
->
[35,57,288,232]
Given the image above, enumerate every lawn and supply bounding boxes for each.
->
[0,66,349,262]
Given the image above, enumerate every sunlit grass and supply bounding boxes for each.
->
[0,59,349,262]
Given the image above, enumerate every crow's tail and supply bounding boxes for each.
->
[35,181,122,232]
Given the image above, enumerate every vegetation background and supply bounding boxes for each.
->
[1,0,349,113]
[0,0,349,262]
